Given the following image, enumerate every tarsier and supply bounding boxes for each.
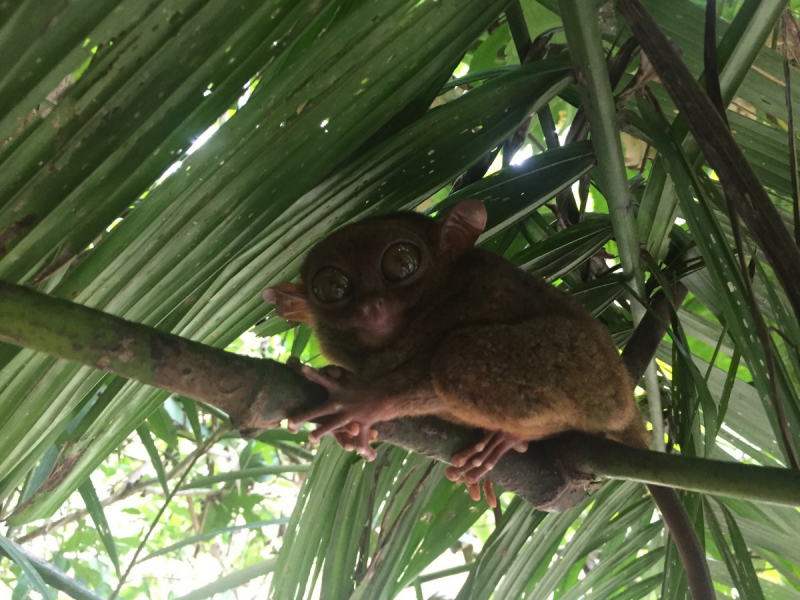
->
[263,200,712,599]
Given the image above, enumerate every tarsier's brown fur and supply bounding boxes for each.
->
[264,201,649,472]
[263,200,711,600]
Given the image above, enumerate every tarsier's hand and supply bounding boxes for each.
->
[287,360,395,461]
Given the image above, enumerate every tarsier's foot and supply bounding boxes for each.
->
[287,363,389,461]
[445,431,528,507]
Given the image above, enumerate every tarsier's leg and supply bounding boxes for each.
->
[432,317,634,500]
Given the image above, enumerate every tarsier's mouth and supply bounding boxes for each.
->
[355,321,398,349]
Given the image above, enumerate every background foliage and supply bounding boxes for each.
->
[2,0,800,598]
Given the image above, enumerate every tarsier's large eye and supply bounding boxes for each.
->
[381,242,422,282]
[312,266,352,303]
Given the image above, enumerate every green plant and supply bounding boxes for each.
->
[1,0,800,598]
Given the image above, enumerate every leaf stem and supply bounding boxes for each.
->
[783,10,800,246]
[558,0,662,449]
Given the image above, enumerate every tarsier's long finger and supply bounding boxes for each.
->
[346,422,360,436]
[319,365,344,379]
[306,413,362,442]
[514,441,529,453]
[463,438,519,484]
[445,464,478,482]
[298,364,343,393]
[331,424,377,455]
[353,425,377,461]
[450,432,495,468]
[466,481,482,502]
[468,433,508,467]
[463,464,491,485]
[484,480,497,508]
[334,431,355,451]
[323,422,364,437]
[447,434,505,481]
[445,462,479,482]
[286,403,346,433]
[444,465,463,482]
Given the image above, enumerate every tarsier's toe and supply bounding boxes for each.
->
[466,481,482,502]
[329,422,380,459]
[445,461,480,482]
[457,478,498,507]
[463,462,496,485]
[483,480,497,508]
[448,431,526,505]
[444,466,462,482]
[353,426,378,460]
[319,364,345,380]
[360,447,378,461]
[334,431,355,451]
[450,431,495,469]
[447,461,491,491]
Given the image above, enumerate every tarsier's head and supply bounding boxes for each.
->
[262,199,487,349]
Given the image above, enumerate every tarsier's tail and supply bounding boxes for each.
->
[609,412,715,600]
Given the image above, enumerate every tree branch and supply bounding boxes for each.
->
[1,279,798,511]
[571,434,800,507]
[0,281,325,438]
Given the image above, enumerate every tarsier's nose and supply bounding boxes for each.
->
[360,296,386,321]
[359,296,395,340]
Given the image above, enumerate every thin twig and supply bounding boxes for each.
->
[783,10,800,247]
[511,1,594,230]
[492,493,503,524]
[526,132,546,152]
[14,447,211,545]
[374,463,424,555]
[704,0,728,123]
[377,462,435,557]
[703,323,729,381]
[638,143,651,173]
[356,454,389,583]
[109,427,228,600]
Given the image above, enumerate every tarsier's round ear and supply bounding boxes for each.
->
[435,199,487,255]
[261,282,313,324]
